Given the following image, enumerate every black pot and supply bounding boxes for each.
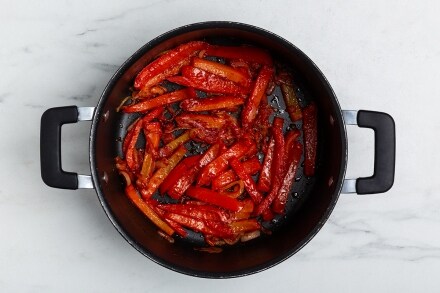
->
[40,22,395,278]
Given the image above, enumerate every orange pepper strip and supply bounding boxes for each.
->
[159,130,192,158]
[281,83,302,122]
[180,95,244,112]
[241,65,274,128]
[230,219,261,234]
[141,145,187,199]
[175,113,227,129]
[123,89,190,113]
[192,57,251,88]
[125,185,174,236]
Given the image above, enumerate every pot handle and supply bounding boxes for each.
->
[40,106,95,189]
[342,110,395,194]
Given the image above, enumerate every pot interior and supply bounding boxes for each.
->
[90,22,346,277]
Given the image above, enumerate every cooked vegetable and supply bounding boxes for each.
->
[115,41,318,248]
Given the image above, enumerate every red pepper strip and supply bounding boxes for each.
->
[134,41,208,90]
[257,136,275,192]
[197,139,254,186]
[184,203,230,222]
[159,130,192,158]
[136,59,189,98]
[302,102,318,176]
[272,141,303,214]
[175,113,226,129]
[255,117,286,215]
[186,186,241,212]
[141,145,187,199]
[159,155,201,194]
[168,66,249,95]
[180,95,244,112]
[168,143,221,199]
[212,157,261,190]
[230,219,261,234]
[143,122,162,159]
[205,45,273,66]
[164,218,187,238]
[122,126,135,154]
[157,204,222,222]
[140,150,154,180]
[125,185,174,236]
[192,57,251,88]
[284,129,301,154]
[205,220,234,238]
[123,89,190,113]
[241,65,274,128]
[229,158,263,204]
[165,212,214,235]
[281,83,302,121]
[125,120,143,170]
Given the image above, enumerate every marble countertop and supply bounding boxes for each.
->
[1,0,439,292]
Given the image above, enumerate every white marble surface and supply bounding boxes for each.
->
[1,0,439,291]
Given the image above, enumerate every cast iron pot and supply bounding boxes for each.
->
[40,22,395,278]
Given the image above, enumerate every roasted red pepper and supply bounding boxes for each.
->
[165,212,214,236]
[185,186,241,212]
[281,82,302,122]
[205,45,273,66]
[229,158,263,204]
[212,157,261,190]
[134,41,208,90]
[180,95,244,112]
[158,204,223,222]
[168,143,221,199]
[257,136,275,192]
[229,219,260,234]
[272,141,303,214]
[192,57,251,88]
[197,139,254,186]
[302,102,318,176]
[123,89,190,113]
[175,113,227,129]
[125,119,143,171]
[241,65,274,128]
[159,155,201,195]
[255,117,286,215]
[141,145,187,199]
[168,66,249,95]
